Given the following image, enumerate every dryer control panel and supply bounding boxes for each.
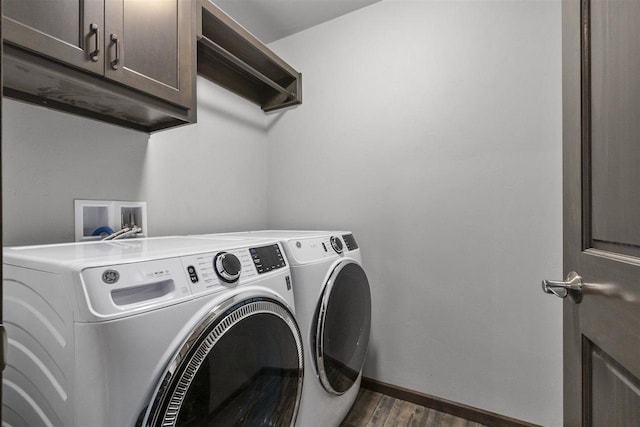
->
[286,235,360,264]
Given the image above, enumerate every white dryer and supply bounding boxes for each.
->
[3,236,304,427]
[196,231,372,427]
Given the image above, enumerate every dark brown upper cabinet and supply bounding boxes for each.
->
[2,0,196,132]
[104,0,193,109]
[197,0,302,113]
[3,0,105,75]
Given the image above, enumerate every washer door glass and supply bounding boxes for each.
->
[314,261,372,395]
[144,297,303,427]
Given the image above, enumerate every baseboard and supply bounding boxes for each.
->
[360,377,541,427]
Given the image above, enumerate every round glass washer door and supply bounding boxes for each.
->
[142,294,303,427]
[314,260,372,395]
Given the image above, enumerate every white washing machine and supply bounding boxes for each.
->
[195,231,372,427]
[3,236,304,427]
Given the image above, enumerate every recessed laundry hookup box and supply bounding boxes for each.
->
[74,199,147,241]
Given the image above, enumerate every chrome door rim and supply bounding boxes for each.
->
[315,260,369,396]
[143,291,304,427]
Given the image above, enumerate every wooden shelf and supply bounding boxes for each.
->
[196,0,302,112]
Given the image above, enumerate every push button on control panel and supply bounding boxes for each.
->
[187,265,199,284]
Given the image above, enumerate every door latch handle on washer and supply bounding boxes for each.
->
[542,271,583,303]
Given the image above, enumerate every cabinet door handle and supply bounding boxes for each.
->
[89,23,100,62]
[110,34,120,69]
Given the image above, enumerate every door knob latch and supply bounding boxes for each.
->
[542,271,583,303]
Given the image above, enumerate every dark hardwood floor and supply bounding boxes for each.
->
[341,389,489,427]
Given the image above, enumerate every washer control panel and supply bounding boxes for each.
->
[78,242,291,318]
[181,244,288,296]
[181,248,257,295]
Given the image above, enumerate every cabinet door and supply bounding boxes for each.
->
[104,0,194,109]
[3,0,104,74]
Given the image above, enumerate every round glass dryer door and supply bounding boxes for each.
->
[314,261,372,395]
[143,296,303,427]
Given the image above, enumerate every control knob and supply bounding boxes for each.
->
[330,236,343,254]
[214,252,242,284]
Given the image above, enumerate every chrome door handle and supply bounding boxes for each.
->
[542,271,583,303]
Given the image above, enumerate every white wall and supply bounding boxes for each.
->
[2,2,563,425]
[267,1,563,426]
[2,99,149,245]
[2,77,267,246]
[142,77,268,236]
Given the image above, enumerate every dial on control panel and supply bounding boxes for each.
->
[330,236,343,254]
[214,252,242,284]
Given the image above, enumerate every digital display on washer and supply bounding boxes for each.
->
[249,244,286,274]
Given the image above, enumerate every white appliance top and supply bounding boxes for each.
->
[3,236,274,270]
[214,230,349,240]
